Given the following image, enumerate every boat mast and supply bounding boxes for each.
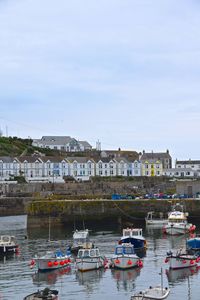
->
[160,267,163,294]
[48,215,51,242]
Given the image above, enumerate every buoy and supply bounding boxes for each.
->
[182,260,186,264]
[115,259,120,264]
[138,260,143,267]
[60,261,64,266]
[64,259,69,264]
[48,261,53,267]
[165,258,169,263]
[190,260,194,265]
[127,259,132,265]
[54,261,59,266]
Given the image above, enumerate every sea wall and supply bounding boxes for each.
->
[26,198,200,228]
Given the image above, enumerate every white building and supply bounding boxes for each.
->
[67,157,95,181]
[95,158,117,177]
[163,168,195,178]
[32,136,92,152]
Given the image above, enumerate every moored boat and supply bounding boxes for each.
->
[162,203,196,235]
[76,247,105,272]
[0,235,18,255]
[31,248,71,272]
[23,287,58,300]
[145,212,168,226]
[119,228,146,250]
[131,268,170,300]
[187,234,200,254]
[131,286,170,300]
[111,243,143,269]
[164,248,199,269]
[71,229,93,254]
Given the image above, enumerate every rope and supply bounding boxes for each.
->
[112,201,144,220]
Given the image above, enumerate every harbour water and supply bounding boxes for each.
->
[0,216,200,299]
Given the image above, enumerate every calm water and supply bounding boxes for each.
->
[0,216,200,300]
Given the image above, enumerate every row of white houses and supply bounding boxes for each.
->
[0,156,199,182]
[0,156,142,182]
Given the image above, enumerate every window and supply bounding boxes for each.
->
[145,164,148,169]
[99,163,102,169]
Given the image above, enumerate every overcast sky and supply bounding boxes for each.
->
[0,0,200,161]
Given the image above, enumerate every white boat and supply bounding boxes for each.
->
[0,235,18,255]
[131,286,170,300]
[23,288,58,300]
[145,212,168,226]
[71,229,93,254]
[165,248,199,270]
[162,203,196,235]
[131,268,170,300]
[119,228,146,249]
[76,247,105,272]
[32,248,71,272]
[111,243,143,269]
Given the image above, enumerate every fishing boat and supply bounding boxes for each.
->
[0,235,18,255]
[71,229,93,254]
[119,228,146,250]
[145,212,168,226]
[76,247,105,272]
[31,248,71,272]
[162,203,196,235]
[111,243,143,269]
[164,248,199,269]
[131,268,170,300]
[23,287,58,300]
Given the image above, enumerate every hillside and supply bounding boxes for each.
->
[0,136,59,156]
[0,136,139,160]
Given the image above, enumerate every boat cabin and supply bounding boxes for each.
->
[115,244,135,255]
[73,229,90,244]
[77,248,100,258]
[168,211,187,223]
[122,228,143,238]
[0,235,16,245]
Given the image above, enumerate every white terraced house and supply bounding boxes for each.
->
[32,136,92,152]
[66,157,95,181]
[95,158,117,177]
[0,157,20,180]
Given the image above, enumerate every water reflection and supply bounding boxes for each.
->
[76,268,104,290]
[32,266,71,285]
[111,267,141,291]
[166,266,199,284]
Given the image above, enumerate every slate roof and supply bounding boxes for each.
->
[140,151,171,161]
[176,160,200,165]
[66,157,95,163]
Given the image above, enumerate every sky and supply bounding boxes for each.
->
[0,0,200,161]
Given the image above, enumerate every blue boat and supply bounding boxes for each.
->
[187,234,200,254]
[119,228,146,250]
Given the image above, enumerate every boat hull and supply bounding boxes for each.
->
[76,257,104,272]
[163,224,195,235]
[120,237,145,249]
[0,244,18,255]
[111,255,140,269]
[35,257,70,272]
[131,286,170,300]
[165,255,198,269]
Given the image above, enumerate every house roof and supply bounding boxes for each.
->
[0,156,19,163]
[33,136,73,146]
[176,160,200,165]
[140,151,171,161]
[79,141,92,148]
[66,157,95,163]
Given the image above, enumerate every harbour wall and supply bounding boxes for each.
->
[0,197,200,228]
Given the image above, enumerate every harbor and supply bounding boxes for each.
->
[1,215,200,299]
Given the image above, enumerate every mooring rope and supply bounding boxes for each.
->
[112,201,144,220]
